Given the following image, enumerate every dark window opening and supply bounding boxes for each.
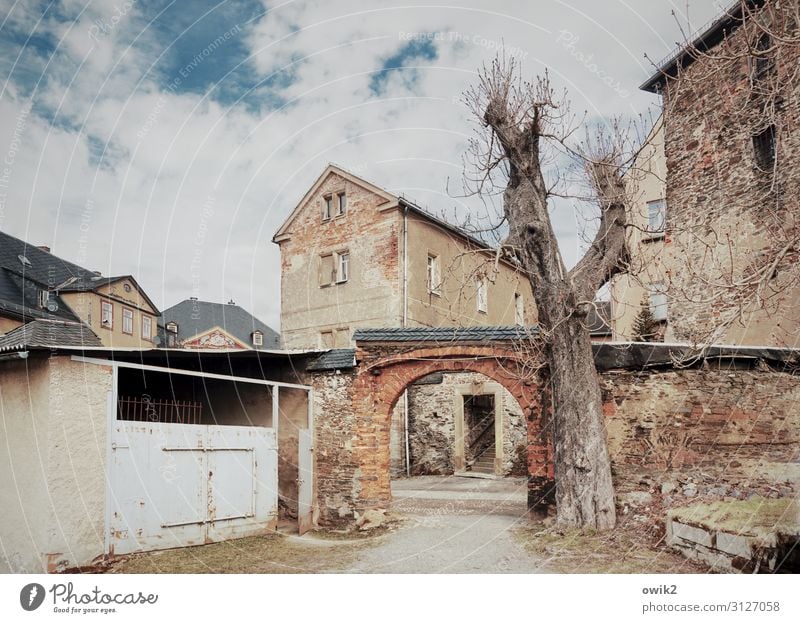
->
[753,125,776,172]
[752,34,774,83]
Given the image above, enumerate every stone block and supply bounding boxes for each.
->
[715,531,753,559]
[668,519,714,548]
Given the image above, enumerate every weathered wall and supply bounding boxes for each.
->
[404,371,527,476]
[44,357,112,572]
[0,357,52,573]
[310,370,360,525]
[0,356,112,573]
[612,119,670,341]
[277,171,403,349]
[405,214,536,328]
[659,9,800,346]
[602,366,800,500]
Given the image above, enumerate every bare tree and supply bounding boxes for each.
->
[463,59,636,530]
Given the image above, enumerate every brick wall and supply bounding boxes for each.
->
[660,6,800,345]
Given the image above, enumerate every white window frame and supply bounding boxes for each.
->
[141,315,152,340]
[101,300,113,329]
[647,199,666,235]
[252,331,263,346]
[336,191,347,216]
[427,253,441,295]
[122,308,134,335]
[336,251,349,283]
[649,283,668,322]
[476,276,488,314]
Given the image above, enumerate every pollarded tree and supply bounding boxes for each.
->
[464,59,638,530]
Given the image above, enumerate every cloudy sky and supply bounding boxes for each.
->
[0,0,724,328]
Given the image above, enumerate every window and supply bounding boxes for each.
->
[514,292,524,325]
[426,254,441,295]
[319,253,335,286]
[753,125,776,171]
[752,34,774,82]
[649,283,668,322]
[142,315,152,340]
[646,199,666,236]
[101,301,113,328]
[476,276,488,314]
[122,308,134,334]
[319,250,349,286]
[336,251,349,283]
[323,195,333,221]
[252,330,263,346]
[38,289,50,309]
[336,192,347,216]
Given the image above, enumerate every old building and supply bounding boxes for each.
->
[0,230,159,347]
[159,298,280,350]
[273,164,537,350]
[611,118,671,341]
[626,0,800,346]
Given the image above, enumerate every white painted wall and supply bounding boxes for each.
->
[0,356,112,572]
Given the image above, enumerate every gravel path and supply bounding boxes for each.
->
[342,476,547,573]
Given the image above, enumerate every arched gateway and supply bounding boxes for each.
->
[349,327,555,517]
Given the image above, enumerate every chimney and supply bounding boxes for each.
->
[37,245,51,253]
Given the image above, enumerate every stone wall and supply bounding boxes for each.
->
[660,6,800,346]
[602,365,800,501]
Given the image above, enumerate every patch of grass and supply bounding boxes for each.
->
[512,521,709,574]
[105,532,363,574]
[669,497,799,543]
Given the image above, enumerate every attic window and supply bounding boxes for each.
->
[123,283,132,292]
[17,254,31,267]
[323,195,333,221]
[166,321,178,333]
[336,192,347,216]
[252,330,263,346]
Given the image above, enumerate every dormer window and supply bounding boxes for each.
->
[252,330,263,346]
[166,321,178,334]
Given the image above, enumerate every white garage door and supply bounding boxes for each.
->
[108,420,278,555]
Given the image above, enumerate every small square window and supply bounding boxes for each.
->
[122,308,134,334]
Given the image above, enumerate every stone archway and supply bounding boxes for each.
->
[351,342,555,516]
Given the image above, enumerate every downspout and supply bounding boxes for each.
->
[402,201,410,477]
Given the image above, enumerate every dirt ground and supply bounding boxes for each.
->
[104,475,707,574]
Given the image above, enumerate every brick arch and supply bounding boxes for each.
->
[351,344,554,514]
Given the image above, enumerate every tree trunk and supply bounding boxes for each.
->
[541,301,617,530]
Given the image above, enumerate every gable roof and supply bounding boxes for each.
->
[159,299,281,350]
[272,164,525,269]
[641,0,766,93]
[0,319,102,352]
[273,164,397,242]
[0,230,159,318]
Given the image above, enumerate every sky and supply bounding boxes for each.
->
[0,0,726,329]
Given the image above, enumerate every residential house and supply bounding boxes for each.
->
[159,298,281,350]
[273,164,537,349]
[0,230,159,347]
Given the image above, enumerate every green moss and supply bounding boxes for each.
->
[668,497,799,543]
